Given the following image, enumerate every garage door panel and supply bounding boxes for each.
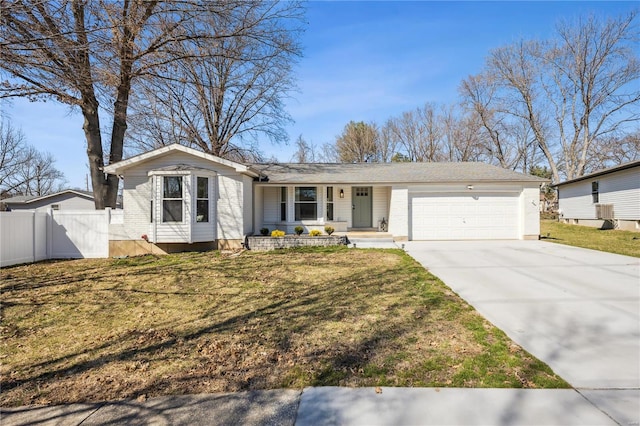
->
[411,193,519,240]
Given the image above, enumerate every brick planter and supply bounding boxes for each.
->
[246,235,348,251]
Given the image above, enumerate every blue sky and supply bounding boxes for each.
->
[2,1,637,189]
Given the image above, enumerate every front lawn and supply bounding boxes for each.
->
[541,220,640,257]
[0,247,568,406]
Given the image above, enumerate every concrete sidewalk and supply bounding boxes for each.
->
[3,387,637,426]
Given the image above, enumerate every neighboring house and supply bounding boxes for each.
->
[103,144,545,254]
[0,189,96,211]
[554,160,640,232]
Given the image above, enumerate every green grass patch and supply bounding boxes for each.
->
[541,220,640,257]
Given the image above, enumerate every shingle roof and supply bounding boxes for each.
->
[1,189,94,204]
[249,162,547,184]
[553,159,640,187]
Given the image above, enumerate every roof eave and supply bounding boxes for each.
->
[553,161,640,187]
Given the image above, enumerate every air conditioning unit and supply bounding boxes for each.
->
[595,204,614,220]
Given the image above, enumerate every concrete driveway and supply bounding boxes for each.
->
[405,240,640,390]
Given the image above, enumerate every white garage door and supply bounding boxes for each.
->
[411,193,519,240]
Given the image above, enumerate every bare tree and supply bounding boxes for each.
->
[0,119,25,195]
[587,130,640,171]
[291,135,316,163]
[470,12,639,182]
[0,119,66,196]
[128,1,303,160]
[335,121,379,163]
[15,147,67,196]
[388,103,445,162]
[0,1,303,208]
[441,107,486,162]
[377,119,399,162]
[459,72,543,171]
[317,141,339,163]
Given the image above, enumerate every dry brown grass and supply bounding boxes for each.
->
[0,247,568,406]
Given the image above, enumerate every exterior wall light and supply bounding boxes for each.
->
[467,185,474,190]
[339,189,344,198]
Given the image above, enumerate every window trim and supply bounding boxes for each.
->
[196,176,209,223]
[280,187,287,221]
[162,175,184,223]
[326,186,334,221]
[294,186,318,221]
[592,181,599,204]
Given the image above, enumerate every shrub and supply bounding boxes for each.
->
[271,229,285,237]
[324,226,335,235]
[260,227,269,236]
[294,226,304,235]
[309,229,322,237]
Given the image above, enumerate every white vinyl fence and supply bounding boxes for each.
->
[0,209,117,267]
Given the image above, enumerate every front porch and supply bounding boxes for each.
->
[254,184,392,236]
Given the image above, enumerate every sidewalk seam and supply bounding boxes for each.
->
[291,388,305,426]
[574,388,622,426]
[76,403,105,426]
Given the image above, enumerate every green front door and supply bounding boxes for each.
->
[352,186,372,228]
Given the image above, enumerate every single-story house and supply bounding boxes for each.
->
[0,189,96,211]
[102,144,545,254]
[553,160,640,231]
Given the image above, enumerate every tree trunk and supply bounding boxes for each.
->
[82,100,107,210]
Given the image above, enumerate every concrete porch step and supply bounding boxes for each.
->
[340,232,392,239]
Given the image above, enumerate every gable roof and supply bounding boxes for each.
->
[250,162,547,184]
[553,159,640,188]
[103,144,261,177]
[1,189,94,204]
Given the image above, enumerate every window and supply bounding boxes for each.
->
[196,177,209,222]
[51,204,60,210]
[280,187,287,221]
[295,187,317,220]
[326,186,334,221]
[592,181,599,204]
[163,176,183,222]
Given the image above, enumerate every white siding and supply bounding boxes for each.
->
[217,174,245,241]
[262,186,279,223]
[254,185,265,231]
[154,175,190,243]
[192,175,216,242]
[120,175,152,240]
[118,153,255,243]
[558,181,597,219]
[599,168,639,220]
[388,186,408,237]
[333,187,352,224]
[559,167,640,220]
[522,186,541,237]
[372,186,390,229]
[243,175,254,235]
